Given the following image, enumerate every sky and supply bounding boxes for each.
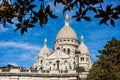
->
[0,0,120,68]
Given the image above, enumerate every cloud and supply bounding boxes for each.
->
[20,54,31,61]
[0,41,40,51]
[8,62,18,66]
[20,50,38,61]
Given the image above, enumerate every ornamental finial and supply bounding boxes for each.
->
[81,35,84,43]
[65,14,69,24]
[44,38,47,46]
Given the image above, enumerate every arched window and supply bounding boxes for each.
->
[63,39,66,41]
[81,57,84,61]
[67,39,70,41]
[67,48,70,55]
[41,60,43,64]
[57,47,60,50]
[64,48,66,53]
[60,40,62,42]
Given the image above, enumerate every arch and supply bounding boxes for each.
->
[67,48,70,55]
[41,60,43,64]
[81,57,84,61]
[56,60,60,70]
[63,48,66,53]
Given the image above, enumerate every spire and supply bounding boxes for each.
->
[65,14,69,25]
[44,38,47,46]
[81,35,84,43]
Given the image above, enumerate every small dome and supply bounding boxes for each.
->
[56,14,78,40]
[78,36,90,55]
[38,38,50,57]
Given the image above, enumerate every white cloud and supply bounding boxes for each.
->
[20,54,30,61]
[8,62,18,66]
[0,41,40,51]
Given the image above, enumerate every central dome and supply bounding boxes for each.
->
[56,14,78,40]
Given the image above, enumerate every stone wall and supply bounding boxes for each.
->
[0,69,87,80]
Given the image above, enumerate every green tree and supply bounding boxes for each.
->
[75,66,85,73]
[0,0,120,35]
[86,38,120,80]
[75,66,85,80]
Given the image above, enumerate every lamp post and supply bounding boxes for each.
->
[75,50,81,80]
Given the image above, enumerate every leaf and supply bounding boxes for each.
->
[99,19,109,26]
[3,18,6,28]
[82,8,89,16]
[33,11,38,16]
[99,19,105,25]
[45,5,50,14]
[39,20,43,27]
[106,4,113,15]
[27,23,35,28]
[15,23,22,32]
[54,0,59,6]
[98,9,105,16]
[76,11,80,16]
[23,19,29,26]
[7,19,14,24]
[110,19,115,27]
[49,13,58,18]
[16,23,22,27]
[94,14,102,18]
[18,15,23,22]
[31,17,38,23]
[72,15,77,18]
[112,12,119,19]
[91,7,97,13]
[82,16,91,21]
[21,27,27,35]
[63,6,70,13]
[76,18,80,21]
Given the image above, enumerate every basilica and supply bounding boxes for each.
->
[33,14,92,73]
[0,14,92,80]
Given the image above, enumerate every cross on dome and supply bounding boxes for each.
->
[65,14,69,24]
[81,35,84,43]
[44,38,47,46]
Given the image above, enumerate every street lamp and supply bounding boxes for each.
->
[75,50,81,80]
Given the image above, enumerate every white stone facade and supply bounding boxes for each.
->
[33,14,92,73]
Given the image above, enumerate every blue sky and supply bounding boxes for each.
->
[0,0,120,67]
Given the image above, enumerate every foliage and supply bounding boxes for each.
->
[86,38,120,80]
[75,66,85,73]
[0,0,57,35]
[0,0,120,35]
[54,0,120,26]
[1,64,19,69]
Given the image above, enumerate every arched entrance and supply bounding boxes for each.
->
[56,60,60,70]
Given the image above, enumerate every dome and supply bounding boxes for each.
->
[38,38,50,57]
[78,36,90,55]
[56,14,78,40]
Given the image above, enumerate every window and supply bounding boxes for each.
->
[86,58,89,61]
[60,40,62,42]
[64,48,66,53]
[67,48,70,55]
[81,57,84,61]
[41,60,43,64]
[63,39,66,41]
[57,47,60,50]
[71,40,73,42]
[67,39,70,41]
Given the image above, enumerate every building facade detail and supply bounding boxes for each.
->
[33,14,92,73]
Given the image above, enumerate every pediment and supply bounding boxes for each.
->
[47,50,69,59]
